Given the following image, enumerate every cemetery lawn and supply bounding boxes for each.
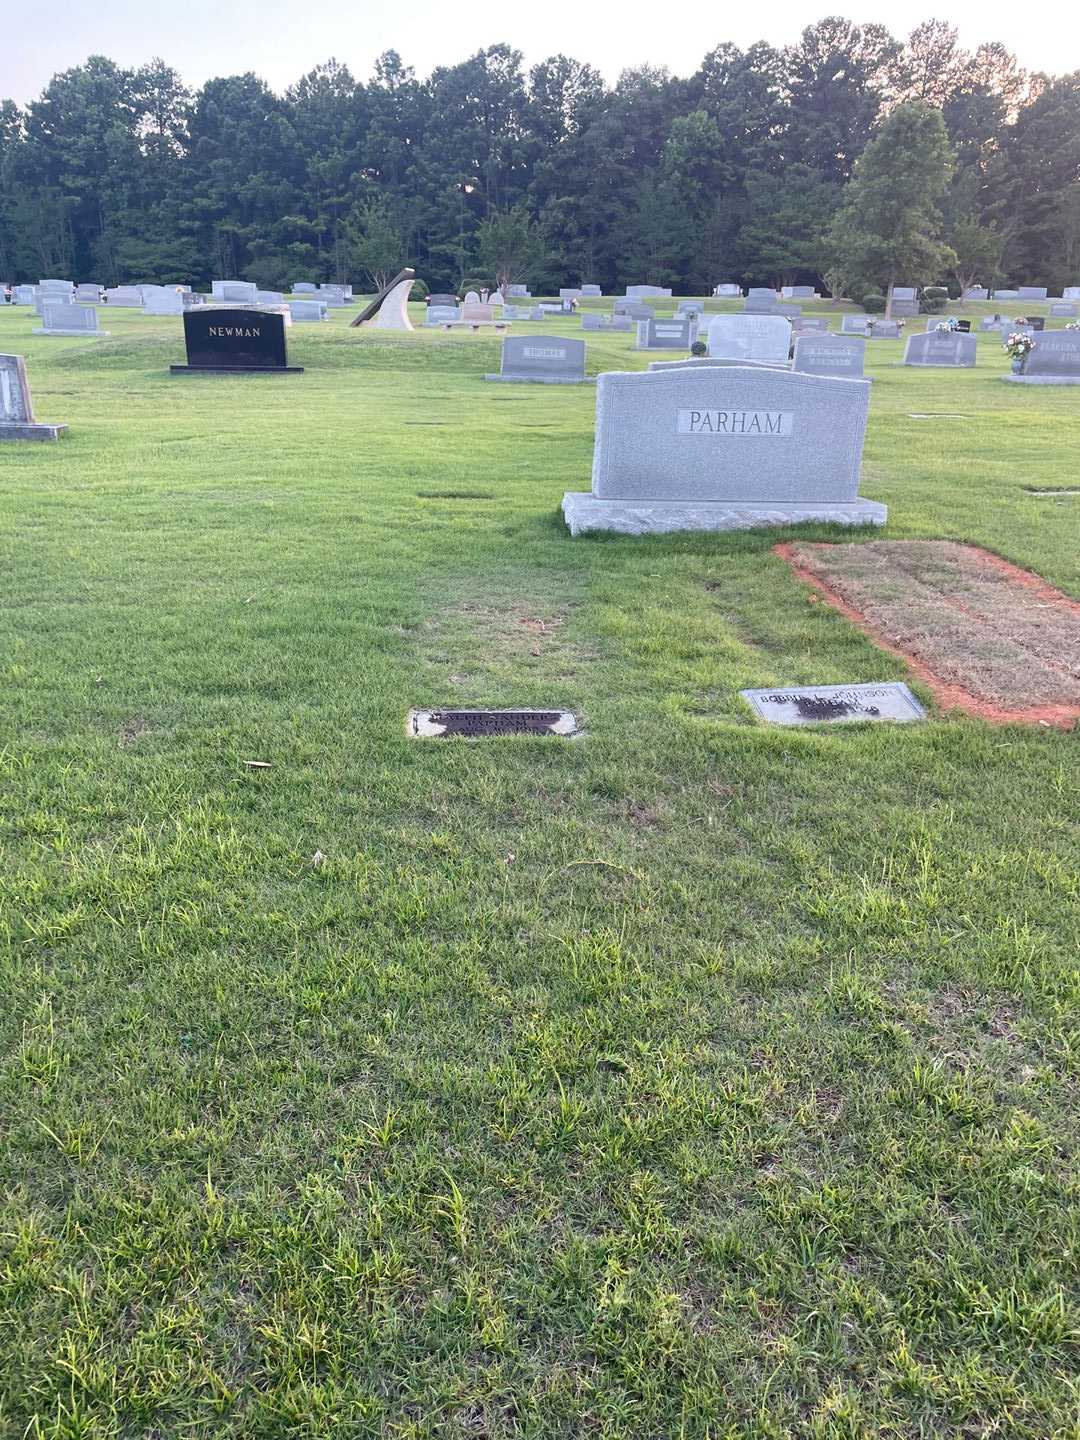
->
[1,302,1078,1440]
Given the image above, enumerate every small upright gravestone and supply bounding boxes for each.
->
[636,316,696,350]
[840,314,871,336]
[1002,331,1080,385]
[1017,286,1048,300]
[581,284,602,297]
[708,314,790,363]
[143,286,184,315]
[212,280,259,304]
[561,366,882,536]
[34,303,108,337]
[713,284,741,298]
[293,282,317,293]
[485,336,590,384]
[869,320,902,339]
[0,354,66,440]
[963,287,989,300]
[103,286,143,306]
[170,307,301,374]
[676,301,706,318]
[288,299,328,322]
[792,333,866,379]
[903,331,977,367]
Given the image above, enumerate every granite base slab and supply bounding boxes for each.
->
[483,373,595,384]
[169,365,304,374]
[562,493,887,536]
[0,422,66,441]
[32,328,109,337]
[1000,374,1080,385]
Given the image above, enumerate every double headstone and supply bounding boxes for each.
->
[963,287,989,300]
[869,320,902,338]
[0,353,66,440]
[713,284,741,297]
[625,285,672,299]
[426,304,459,324]
[143,286,184,315]
[903,331,977,367]
[781,286,815,299]
[507,284,531,298]
[170,307,302,373]
[104,286,143,306]
[34,302,107,337]
[1017,286,1048,300]
[1002,331,1080,385]
[212,280,259,304]
[75,283,102,302]
[581,284,602,297]
[708,314,791,363]
[561,366,883,535]
[840,315,870,336]
[1049,302,1078,317]
[485,336,589,384]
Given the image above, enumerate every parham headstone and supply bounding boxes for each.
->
[485,336,589,384]
[0,353,66,440]
[562,366,883,535]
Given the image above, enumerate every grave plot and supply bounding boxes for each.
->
[778,540,1080,727]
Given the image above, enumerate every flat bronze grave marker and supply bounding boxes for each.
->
[741,682,926,726]
[409,708,579,738]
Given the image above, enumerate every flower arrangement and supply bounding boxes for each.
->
[935,317,960,332]
[1066,322,1080,332]
[1002,333,1036,359]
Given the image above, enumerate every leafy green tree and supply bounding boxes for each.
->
[948,213,1004,293]
[826,101,956,305]
[347,193,405,288]
[475,203,543,289]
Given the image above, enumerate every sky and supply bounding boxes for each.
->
[3,0,1080,103]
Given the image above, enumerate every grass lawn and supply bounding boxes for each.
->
[0,298,1077,1439]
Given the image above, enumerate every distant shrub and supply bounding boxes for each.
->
[410,278,429,300]
[922,286,948,313]
[863,293,887,313]
[461,279,488,296]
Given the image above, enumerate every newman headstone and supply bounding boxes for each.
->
[562,366,882,535]
[170,307,302,373]
[485,336,589,384]
[0,353,66,440]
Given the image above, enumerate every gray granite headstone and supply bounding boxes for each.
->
[791,317,828,333]
[869,320,902,339]
[562,365,883,535]
[426,294,458,308]
[782,286,815,299]
[293,281,317,293]
[288,299,328,322]
[637,316,696,350]
[676,301,706,318]
[903,331,977,367]
[75,283,102,302]
[143,286,184,315]
[612,301,653,318]
[1049,302,1077,317]
[13,285,35,305]
[626,285,671,299]
[581,284,602,297]
[889,299,919,318]
[840,314,871,336]
[103,286,143,306]
[34,302,107,336]
[1017,286,1047,300]
[792,332,866,379]
[993,289,1020,300]
[713,284,741,297]
[708,314,790,362]
[745,295,780,313]
[1002,330,1080,385]
[0,353,65,440]
[486,336,589,384]
[507,284,531,298]
[559,288,583,300]
[1062,287,1080,300]
[741,682,925,725]
[892,287,917,300]
[963,287,989,300]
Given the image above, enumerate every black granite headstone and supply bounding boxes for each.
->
[170,308,302,373]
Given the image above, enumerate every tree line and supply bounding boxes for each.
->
[2,18,1079,299]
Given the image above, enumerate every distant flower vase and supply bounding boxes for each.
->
[1012,357,1025,374]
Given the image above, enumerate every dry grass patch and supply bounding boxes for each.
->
[780,540,1080,727]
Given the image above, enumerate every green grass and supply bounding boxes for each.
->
[0,299,1078,1439]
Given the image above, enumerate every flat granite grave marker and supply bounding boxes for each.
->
[903,331,977,367]
[792,332,866,379]
[409,708,579,738]
[485,336,589,384]
[170,307,301,373]
[0,353,66,440]
[707,314,790,363]
[1002,330,1080,384]
[562,365,883,535]
[740,682,925,726]
[34,302,107,337]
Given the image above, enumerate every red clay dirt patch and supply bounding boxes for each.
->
[775,540,1080,729]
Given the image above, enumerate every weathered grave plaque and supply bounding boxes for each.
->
[409,708,579,738]
[740,682,926,725]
